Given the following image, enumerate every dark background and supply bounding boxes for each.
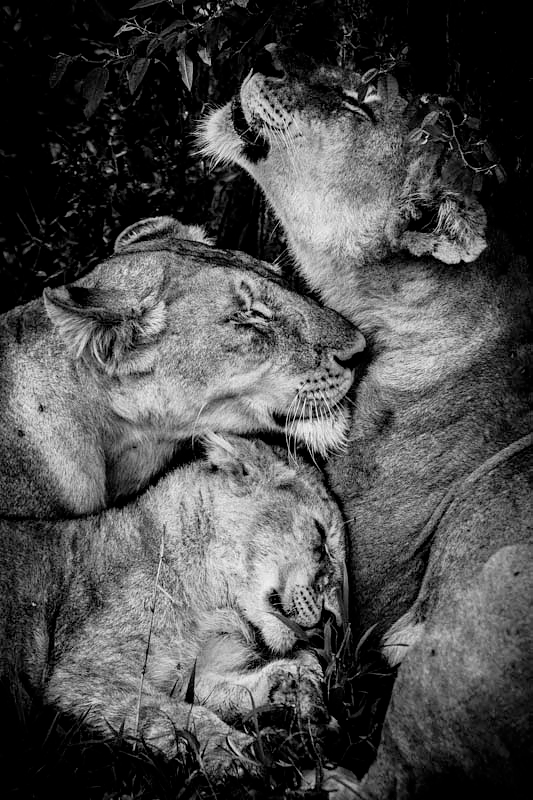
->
[1,0,531,312]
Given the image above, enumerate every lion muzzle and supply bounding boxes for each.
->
[289,584,323,628]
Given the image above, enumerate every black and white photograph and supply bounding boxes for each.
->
[1,2,531,798]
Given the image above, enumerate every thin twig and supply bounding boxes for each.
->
[133,526,166,746]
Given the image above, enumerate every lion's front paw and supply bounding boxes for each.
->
[198,728,260,780]
[267,659,327,724]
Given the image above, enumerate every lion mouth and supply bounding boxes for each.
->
[231,96,270,162]
[272,408,321,426]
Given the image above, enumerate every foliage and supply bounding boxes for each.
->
[1,1,531,311]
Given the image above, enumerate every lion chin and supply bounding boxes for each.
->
[199,49,533,798]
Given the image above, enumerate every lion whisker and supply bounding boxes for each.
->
[191,401,208,448]
[286,391,302,465]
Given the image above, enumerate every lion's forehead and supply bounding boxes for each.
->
[248,69,363,118]
[251,491,340,548]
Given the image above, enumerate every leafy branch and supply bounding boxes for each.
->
[408,94,506,190]
[50,0,253,118]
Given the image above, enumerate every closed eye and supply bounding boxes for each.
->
[313,520,328,559]
[234,280,273,324]
[341,93,376,124]
[231,303,273,329]
[249,302,273,320]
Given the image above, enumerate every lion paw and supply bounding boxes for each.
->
[268,665,326,723]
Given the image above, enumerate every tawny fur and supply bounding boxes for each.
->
[0,216,364,517]
[0,434,345,777]
[200,54,533,797]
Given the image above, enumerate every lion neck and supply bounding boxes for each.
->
[290,232,532,632]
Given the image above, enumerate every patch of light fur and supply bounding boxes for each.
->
[270,120,305,182]
[382,610,424,667]
[195,106,243,169]
[293,403,350,459]
[285,391,303,465]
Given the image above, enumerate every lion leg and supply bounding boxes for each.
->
[358,543,533,799]
[194,634,327,724]
[47,666,255,778]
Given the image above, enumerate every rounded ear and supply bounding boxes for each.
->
[114,216,213,253]
[202,432,256,481]
[43,285,166,376]
[398,101,489,264]
[399,151,487,264]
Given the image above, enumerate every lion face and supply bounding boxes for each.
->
[199,52,487,272]
[44,218,364,462]
[204,434,346,654]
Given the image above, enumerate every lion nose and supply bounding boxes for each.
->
[252,47,285,79]
[333,332,366,370]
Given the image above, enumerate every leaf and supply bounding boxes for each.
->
[421,110,440,129]
[128,57,151,95]
[146,37,161,56]
[197,46,211,66]
[184,660,196,704]
[492,164,507,184]
[130,0,167,9]
[206,18,229,53]
[114,22,140,37]
[177,50,194,92]
[377,73,399,110]
[49,54,72,88]
[424,123,449,143]
[164,30,187,55]
[406,127,429,146]
[361,68,378,84]
[82,66,109,118]
[483,142,497,163]
[159,19,189,38]
[268,610,310,641]
[464,115,481,130]
[233,0,249,6]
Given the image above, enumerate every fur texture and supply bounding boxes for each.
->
[200,53,533,797]
[0,434,345,777]
[0,216,364,517]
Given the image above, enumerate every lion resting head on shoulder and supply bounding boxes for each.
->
[0,215,364,517]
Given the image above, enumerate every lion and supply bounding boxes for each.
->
[0,433,345,778]
[0,214,364,518]
[199,49,533,797]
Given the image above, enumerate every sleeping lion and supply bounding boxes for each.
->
[1,433,345,779]
[0,215,364,518]
[199,48,533,798]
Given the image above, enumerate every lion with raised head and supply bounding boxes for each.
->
[0,215,364,518]
[199,49,533,798]
[1,433,345,778]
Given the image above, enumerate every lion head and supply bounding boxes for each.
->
[39,216,364,505]
[198,433,346,655]
[199,49,492,301]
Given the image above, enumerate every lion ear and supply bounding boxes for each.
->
[114,216,213,253]
[43,285,167,376]
[398,149,488,264]
[202,433,262,482]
